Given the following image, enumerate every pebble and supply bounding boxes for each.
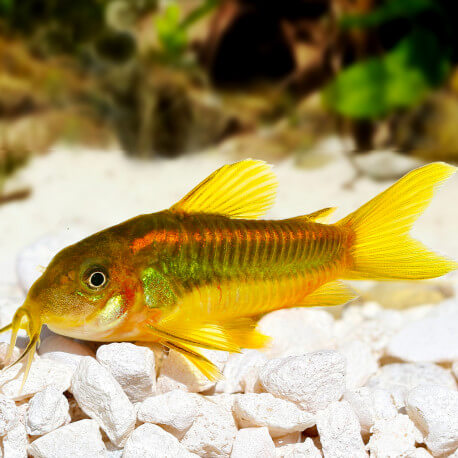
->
[0,357,73,401]
[38,335,95,372]
[123,423,197,458]
[0,394,18,435]
[2,421,28,458]
[70,357,136,447]
[338,340,378,390]
[231,427,276,458]
[26,385,70,435]
[366,414,423,457]
[180,397,237,457]
[233,393,315,437]
[365,362,457,409]
[259,351,346,412]
[275,438,322,458]
[96,342,156,403]
[336,302,404,357]
[387,300,458,363]
[156,349,227,394]
[28,419,106,458]
[343,387,397,438]
[137,389,201,439]
[215,350,267,394]
[257,309,335,358]
[406,384,458,456]
[316,400,367,458]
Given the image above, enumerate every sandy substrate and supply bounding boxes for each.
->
[0,144,457,457]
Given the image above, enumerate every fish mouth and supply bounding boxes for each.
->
[47,293,130,342]
[0,299,42,390]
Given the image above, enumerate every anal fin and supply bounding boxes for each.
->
[300,281,357,307]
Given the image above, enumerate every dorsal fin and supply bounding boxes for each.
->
[286,207,337,223]
[170,160,278,219]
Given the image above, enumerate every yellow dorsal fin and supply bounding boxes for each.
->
[300,281,357,307]
[170,160,278,219]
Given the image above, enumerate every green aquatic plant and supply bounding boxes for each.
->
[154,0,218,62]
[324,0,452,119]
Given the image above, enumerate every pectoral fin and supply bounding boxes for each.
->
[146,315,269,381]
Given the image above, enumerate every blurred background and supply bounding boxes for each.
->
[0,0,457,300]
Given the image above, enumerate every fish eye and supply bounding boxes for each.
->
[85,268,109,290]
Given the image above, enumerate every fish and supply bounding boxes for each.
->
[1,159,457,386]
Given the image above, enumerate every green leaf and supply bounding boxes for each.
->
[323,29,450,119]
[341,0,438,29]
[155,3,188,57]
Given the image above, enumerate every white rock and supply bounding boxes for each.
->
[0,394,18,435]
[276,438,322,458]
[210,393,238,412]
[406,384,458,456]
[366,363,457,408]
[367,414,423,458]
[259,351,346,412]
[257,309,335,358]
[233,393,315,437]
[96,342,156,403]
[0,357,73,401]
[15,401,29,425]
[2,421,28,458]
[71,357,136,447]
[215,350,267,394]
[338,340,378,390]
[123,423,197,458]
[316,401,367,458]
[344,387,397,438]
[26,385,70,435]
[157,349,227,394]
[0,342,22,365]
[38,335,95,372]
[231,427,276,458]
[105,442,124,458]
[137,390,201,439]
[408,449,433,457]
[387,300,458,363]
[336,303,404,357]
[28,419,106,458]
[180,397,237,457]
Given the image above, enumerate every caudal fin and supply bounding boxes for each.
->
[339,162,457,280]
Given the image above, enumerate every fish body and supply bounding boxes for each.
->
[42,211,351,342]
[1,160,457,381]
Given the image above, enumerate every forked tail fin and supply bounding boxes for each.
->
[339,162,457,280]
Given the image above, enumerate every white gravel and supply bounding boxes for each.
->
[0,147,457,456]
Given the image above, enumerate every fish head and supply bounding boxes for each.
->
[24,231,141,341]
